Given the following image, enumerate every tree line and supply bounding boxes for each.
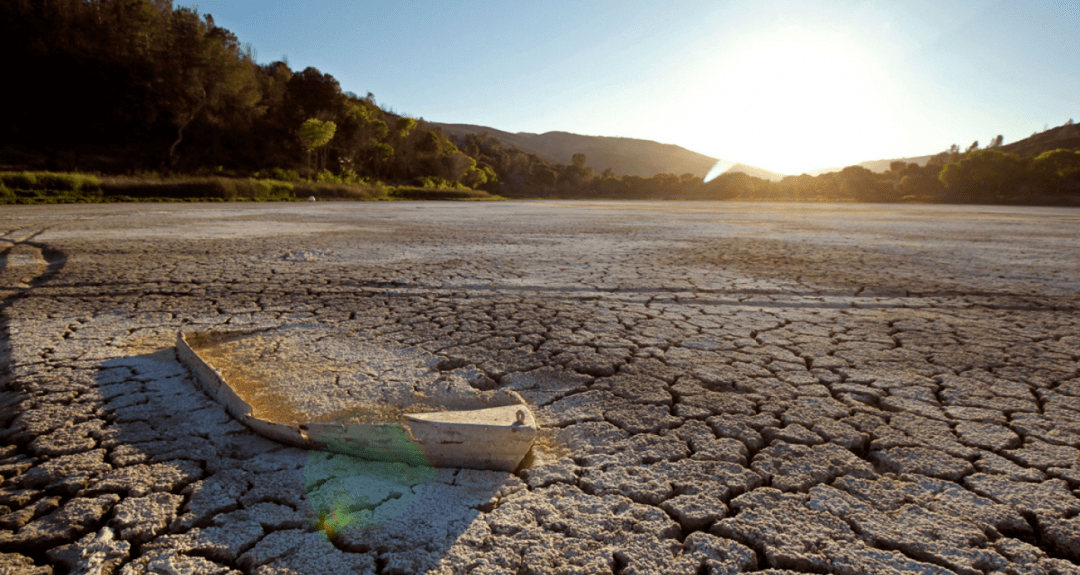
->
[2,0,1076,204]
[0,0,497,189]
[479,133,1079,205]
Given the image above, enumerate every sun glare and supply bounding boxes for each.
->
[688,29,902,174]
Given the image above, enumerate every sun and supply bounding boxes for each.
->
[686,28,903,174]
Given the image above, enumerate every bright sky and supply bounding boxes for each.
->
[186,0,1079,175]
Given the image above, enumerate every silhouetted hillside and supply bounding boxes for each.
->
[805,123,1080,176]
[1001,123,1080,157]
[426,124,555,163]
[804,155,935,176]
[852,121,1080,172]
[434,123,726,178]
[723,163,788,182]
[858,154,935,173]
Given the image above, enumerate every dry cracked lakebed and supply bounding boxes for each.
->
[0,200,1079,575]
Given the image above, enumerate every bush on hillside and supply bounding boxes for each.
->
[0,171,103,192]
[293,183,384,200]
[413,176,469,190]
[387,187,493,200]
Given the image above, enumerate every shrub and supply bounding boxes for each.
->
[253,179,295,198]
[212,179,237,200]
[413,176,468,190]
[228,179,259,199]
[0,171,103,192]
[1,172,37,189]
[0,172,387,203]
[271,167,302,182]
[73,173,102,192]
[338,168,371,186]
[293,183,384,200]
[0,181,14,204]
[387,186,493,200]
[940,149,1027,203]
[102,176,212,199]
[1029,149,1080,196]
[34,173,75,191]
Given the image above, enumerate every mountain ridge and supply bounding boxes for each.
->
[431,122,788,182]
[432,120,1080,182]
[804,154,937,176]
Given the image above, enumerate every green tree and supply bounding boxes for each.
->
[396,117,417,139]
[462,162,497,190]
[336,99,374,169]
[161,8,263,168]
[345,100,371,124]
[297,118,336,177]
[896,167,946,201]
[939,149,1026,203]
[1029,149,1080,196]
[1030,149,1080,178]
[838,166,873,201]
[415,131,442,154]
[371,142,394,179]
[529,165,558,191]
[284,67,343,128]
[159,9,265,166]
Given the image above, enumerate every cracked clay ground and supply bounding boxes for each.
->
[1,200,1079,575]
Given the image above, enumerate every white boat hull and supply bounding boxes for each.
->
[176,329,537,472]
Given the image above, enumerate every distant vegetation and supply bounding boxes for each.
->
[432,124,723,179]
[455,125,1080,205]
[1,1,1077,205]
[0,0,501,199]
[0,171,497,204]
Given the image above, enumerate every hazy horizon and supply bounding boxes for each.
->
[184,0,1077,175]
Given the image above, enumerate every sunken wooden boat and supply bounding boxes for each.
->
[176,326,536,472]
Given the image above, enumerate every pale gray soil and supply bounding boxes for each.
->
[1,200,1079,575]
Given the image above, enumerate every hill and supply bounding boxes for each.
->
[724,162,788,182]
[1001,122,1080,157]
[431,122,784,181]
[856,154,936,174]
[804,123,1080,176]
[804,154,936,176]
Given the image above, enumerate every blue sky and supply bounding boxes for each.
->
[185,0,1079,175]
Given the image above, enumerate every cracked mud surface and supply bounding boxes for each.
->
[1,200,1079,575]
